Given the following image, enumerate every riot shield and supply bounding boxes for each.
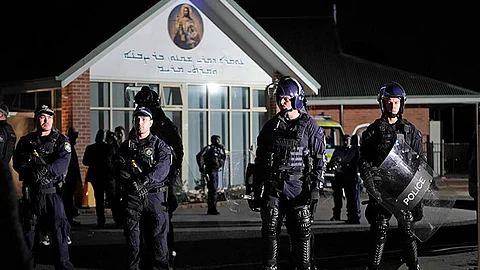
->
[374,139,457,242]
[221,150,261,217]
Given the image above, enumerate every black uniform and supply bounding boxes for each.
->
[196,138,226,214]
[341,134,361,224]
[13,129,74,269]
[359,116,424,270]
[254,111,325,270]
[0,119,16,163]
[132,86,185,267]
[328,137,348,221]
[114,133,172,269]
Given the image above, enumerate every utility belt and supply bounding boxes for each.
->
[276,172,303,181]
[40,187,57,194]
[149,185,168,193]
[149,184,169,206]
[22,185,57,199]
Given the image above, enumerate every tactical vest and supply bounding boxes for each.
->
[0,121,16,161]
[376,118,412,163]
[28,130,66,186]
[128,135,156,171]
[29,131,61,163]
[269,114,310,175]
[203,145,225,169]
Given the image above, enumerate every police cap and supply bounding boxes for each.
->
[34,105,55,118]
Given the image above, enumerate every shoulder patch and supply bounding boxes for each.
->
[64,142,72,152]
[144,147,154,157]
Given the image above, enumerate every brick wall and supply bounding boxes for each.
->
[308,104,430,142]
[61,69,91,202]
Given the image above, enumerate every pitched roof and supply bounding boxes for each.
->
[1,1,479,104]
[0,0,321,95]
[255,16,480,105]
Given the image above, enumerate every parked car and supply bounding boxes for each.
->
[352,123,370,140]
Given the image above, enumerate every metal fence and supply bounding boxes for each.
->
[426,141,470,178]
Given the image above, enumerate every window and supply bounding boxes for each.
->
[112,83,134,108]
[90,82,110,107]
[90,110,110,143]
[209,85,228,109]
[232,86,249,109]
[188,85,207,108]
[253,89,266,107]
[162,86,183,106]
[186,84,268,190]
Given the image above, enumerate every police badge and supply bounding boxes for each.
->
[144,148,153,157]
[65,142,72,152]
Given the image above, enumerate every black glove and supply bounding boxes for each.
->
[364,175,383,203]
[31,154,47,165]
[132,180,148,200]
[247,199,262,212]
[171,168,180,177]
[33,166,50,184]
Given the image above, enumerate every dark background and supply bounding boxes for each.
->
[1,1,478,91]
[236,1,480,92]
[1,1,479,142]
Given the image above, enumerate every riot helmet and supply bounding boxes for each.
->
[350,134,359,146]
[134,86,160,109]
[0,102,9,117]
[377,81,406,117]
[342,134,351,147]
[268,76,305,111]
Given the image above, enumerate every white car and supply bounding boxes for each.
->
[352,123,370,140]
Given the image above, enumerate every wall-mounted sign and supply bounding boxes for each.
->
[90,0,270,85]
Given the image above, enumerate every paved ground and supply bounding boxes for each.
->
[34,179,479,269]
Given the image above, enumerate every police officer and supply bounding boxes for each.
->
[328,134,350,221]
[12,105,74,269]
[342,134,361,224]
[133,86,184,267]
[196,135,226,215]
[0,102,16,163]
[114,106,172,270]
[359,82,424,270]
[63,127,81,225]
[251,76,326,270]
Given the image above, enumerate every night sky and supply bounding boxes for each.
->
[1,1,478,142]
[236,1,480,92]
[333,2,480,92]
[2,1,478,91]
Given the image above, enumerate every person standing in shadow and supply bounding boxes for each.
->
[328,134,350,221]
[63,127,81,225]
[196,135,226,215]
[83,129,115,228]
[0,161,32,270]
[341,134,362,224]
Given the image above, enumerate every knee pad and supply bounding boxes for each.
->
[261,205,279,238]
[399,219,416,243]
[372,218,389,242]
[295,205,312,240]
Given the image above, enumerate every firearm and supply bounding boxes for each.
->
[130,159,143,175]
[201,165,208,193]
[30,149,47,165]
